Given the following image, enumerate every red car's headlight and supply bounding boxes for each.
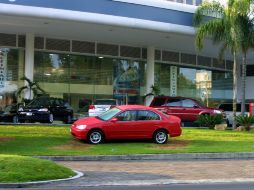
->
[76,125,87,130]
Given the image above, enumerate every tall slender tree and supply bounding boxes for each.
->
[194,0,254,127]
[233,0,254,114]
[194,0,240,128]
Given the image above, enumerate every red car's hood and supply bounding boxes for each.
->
[74,116,104,126]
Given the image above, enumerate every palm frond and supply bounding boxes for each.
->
[20,76,33,87]
[233,0,251,15]
[218,43,228,62]
[193,1,224,26]
[195,19,225,50]
[16,86,28,97]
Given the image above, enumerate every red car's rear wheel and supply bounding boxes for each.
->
[153,130,168,144]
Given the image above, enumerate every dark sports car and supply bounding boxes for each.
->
[18,96,74,124]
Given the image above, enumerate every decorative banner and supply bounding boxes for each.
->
[170,66,177,96]
[113,60,140,105]
[0,49,7,91]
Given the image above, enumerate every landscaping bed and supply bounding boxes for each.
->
[1,125,254,155]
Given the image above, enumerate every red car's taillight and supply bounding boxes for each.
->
[89,105,95,109]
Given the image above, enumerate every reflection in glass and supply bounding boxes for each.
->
[34,52,143,117]
[0,48,24,110]
[113,60,141,104]
[155,62,233,106]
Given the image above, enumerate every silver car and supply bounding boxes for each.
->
[88,99,118,117]
[218,103,249,126]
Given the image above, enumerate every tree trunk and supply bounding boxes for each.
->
[232,51,238,129]
[241,52,247,115]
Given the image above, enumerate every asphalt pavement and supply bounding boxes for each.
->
[33,159,254,188]
[3,183,254,190]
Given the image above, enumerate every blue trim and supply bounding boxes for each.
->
[0,0,194,26]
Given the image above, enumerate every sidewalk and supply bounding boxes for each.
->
[38,159,254,187]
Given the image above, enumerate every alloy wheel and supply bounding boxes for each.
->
[154,130,168,144]
[89,131,103,144]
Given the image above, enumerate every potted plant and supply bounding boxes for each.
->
[195,114,224,129]
[235,115,254,131]
[16,76,47,104]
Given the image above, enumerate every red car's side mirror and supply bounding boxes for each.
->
[111,117,118,122]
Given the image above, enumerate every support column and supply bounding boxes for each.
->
[145,46,155,106]
[24,33,34,100]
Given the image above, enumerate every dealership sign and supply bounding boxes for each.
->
[170,66,177,96]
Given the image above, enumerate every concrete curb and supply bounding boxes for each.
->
[36,152,254,161]
[73,178,254,187]
[0,170,83,188]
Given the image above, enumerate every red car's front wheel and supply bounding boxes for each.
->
[88,130,104,144]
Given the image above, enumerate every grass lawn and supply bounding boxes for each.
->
[0,155,75,183]
[1,125,254,155]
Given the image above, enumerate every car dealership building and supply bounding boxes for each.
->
[0,0,247,116]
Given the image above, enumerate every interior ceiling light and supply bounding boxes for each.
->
[99,56,104,59]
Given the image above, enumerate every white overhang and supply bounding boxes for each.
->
[0,3,237,61]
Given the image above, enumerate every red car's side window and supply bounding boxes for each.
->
[164,99,182,107]
[117,111,136,121]
[137,110,160,121]
[181,99,196,108]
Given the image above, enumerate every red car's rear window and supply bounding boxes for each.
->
[150,97,167,106]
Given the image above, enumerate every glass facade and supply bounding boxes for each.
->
[34,52,145,117]
[0,48,24,109]
[0,48,232,119]
[155,62,233,107]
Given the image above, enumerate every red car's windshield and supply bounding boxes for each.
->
[97,108,121,121]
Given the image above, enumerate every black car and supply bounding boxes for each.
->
[0,104,21,123]
[18,97,73,124]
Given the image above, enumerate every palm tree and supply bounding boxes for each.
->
[193,0,240,128]
[233,0,254,114]
[17,76,46,101]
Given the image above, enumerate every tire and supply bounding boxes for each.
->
[12,116,19,124]
[87,130,104,144]
[64,115,73,124]
[48,113,54,124]
[153,129,168,144]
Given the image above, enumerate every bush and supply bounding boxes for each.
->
[235,115,254,131]
[195,114,224,129]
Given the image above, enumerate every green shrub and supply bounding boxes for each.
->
[195,114,224,129]
[235,115,254,131]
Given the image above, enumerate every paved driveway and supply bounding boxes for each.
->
[58,160,254,180]
[35,160,254,187]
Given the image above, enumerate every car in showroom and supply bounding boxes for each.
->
[150,96,224,122]
[88,99,119,117]
[217,102,250,126]
[71,105,182,144]
[0,103,22,123]
[18,96,73,124]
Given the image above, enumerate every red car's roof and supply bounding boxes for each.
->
[116,105,154,111]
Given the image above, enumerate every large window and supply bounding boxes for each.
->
[154,62,233,106]
[0,48,24,109]
[155,63,171,95]
[34,52,144,117]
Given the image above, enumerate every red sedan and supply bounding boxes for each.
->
[71,105,182,144]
